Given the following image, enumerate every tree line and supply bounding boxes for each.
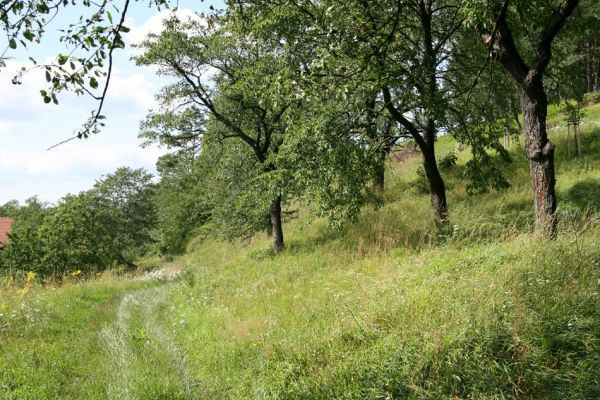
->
[134,0,596,251]
[0,0,598,276]
[0,168,156,276]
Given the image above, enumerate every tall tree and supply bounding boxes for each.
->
[39,192,113,274]
[93,167,157,266]
[231,0,468,227]
[136,17,297,254]
[471,0,579,236]
[152,152,210,255]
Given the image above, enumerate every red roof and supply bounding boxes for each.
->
[0,218,13,248]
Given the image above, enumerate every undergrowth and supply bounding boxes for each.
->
[1,103,600,398]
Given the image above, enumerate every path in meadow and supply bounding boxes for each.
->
[98,270,201,399]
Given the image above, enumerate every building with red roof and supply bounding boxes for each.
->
[0,218,13,249]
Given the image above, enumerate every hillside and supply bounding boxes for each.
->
[2,102,600,399]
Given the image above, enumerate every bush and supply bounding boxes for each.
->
[438,152,458,170]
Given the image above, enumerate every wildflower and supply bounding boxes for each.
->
[71,270,82,278]
[26,271,36,282]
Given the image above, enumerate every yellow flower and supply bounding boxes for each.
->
[26,271,36,282]
[71,270,82,278]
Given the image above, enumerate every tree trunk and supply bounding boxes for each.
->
[374,156,385,194]
[270,195,284,254]
[374,141,395,195]
[567,125,571,159]
[575,124,581,157]
[422,143,448,227]
[519,84,557,237]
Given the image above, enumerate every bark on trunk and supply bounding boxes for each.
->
[374,141,394,194]
[567,125,571,159]
[266,215,273,237]
[480,0,577,239]
[519,84,557,237]
[374,158,385,194]
[575,124,581,157]
[270,195,284,254]
[422,144,448,227]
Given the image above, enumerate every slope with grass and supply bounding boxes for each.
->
[2,101,600,399]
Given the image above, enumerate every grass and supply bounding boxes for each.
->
[2,97,600,398]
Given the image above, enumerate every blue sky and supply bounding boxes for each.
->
[0,0,224,204]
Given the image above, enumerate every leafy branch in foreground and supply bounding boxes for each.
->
[0,0,172,145]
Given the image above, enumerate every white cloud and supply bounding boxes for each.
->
[0,141,166,202]
[0,7,210,203]
[0,141,162,175]
[0,60,55,117]
[102,67,159,114]
[126,8,202,47]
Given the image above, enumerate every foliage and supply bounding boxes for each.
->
[154,152,211,254]
[1,0,172,137]
[0,200,20,218]
[563,100,585,125]
[414,166,431,195]
[92,167,157,264]
[0,168,157,277]
[38,192,112,275]
[464,149,511,195]
[438,152,458,170]
[0,197,48,276]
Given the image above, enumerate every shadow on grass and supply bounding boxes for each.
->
[565,178,600,211]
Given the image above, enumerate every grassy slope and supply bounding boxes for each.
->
[2,102,600,399]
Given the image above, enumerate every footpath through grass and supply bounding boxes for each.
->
[0,268,200,399]
[2,103,600,398]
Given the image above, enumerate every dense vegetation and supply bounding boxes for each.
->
[1,0,600,398]
[2,103,600,397]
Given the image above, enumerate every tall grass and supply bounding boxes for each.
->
[1,100,600,398]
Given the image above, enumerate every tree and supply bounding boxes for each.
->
[153,152,211,254]
[0,199,20,217]
[231,0,476,227]
[137,16,299,254]
[39,192,113,274]
[470,0,580,236]
[93,167,157,266]
[0,197,49,276]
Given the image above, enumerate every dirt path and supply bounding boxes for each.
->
[99,271,201,399]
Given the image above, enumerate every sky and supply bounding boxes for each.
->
[0,0,224,204]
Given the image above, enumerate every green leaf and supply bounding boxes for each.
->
[36,3,49,13]
[90,77,98,89]
[8,38,16,49]
[23,30,34,42]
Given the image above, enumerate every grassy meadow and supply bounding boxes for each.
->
[2,102,600,399]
